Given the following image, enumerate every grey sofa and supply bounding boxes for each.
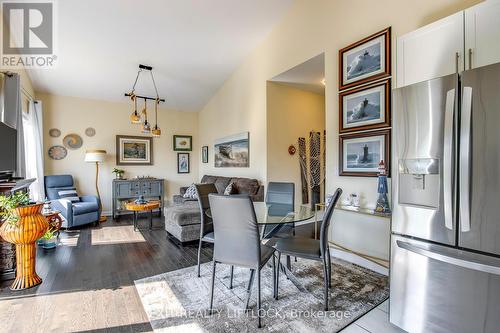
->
[165,175,264,244]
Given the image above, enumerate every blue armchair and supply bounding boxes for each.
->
[44,175,101,228]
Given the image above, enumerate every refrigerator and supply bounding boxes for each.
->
[390,62,500,333]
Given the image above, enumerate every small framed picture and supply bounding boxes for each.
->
[177,153,190,173]
[173,135,192,151]
[339,79,391,133]
[116,135,153,165]
[339,129,390,177]
[339,27,391,90]
[202,146,208,163]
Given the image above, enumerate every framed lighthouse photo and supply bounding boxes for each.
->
[339,129,390,177]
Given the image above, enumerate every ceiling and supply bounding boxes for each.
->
[270,53,325,94]
[28,0,294,111]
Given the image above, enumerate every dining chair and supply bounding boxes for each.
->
[208,194,276,328]
[273,188,342,311]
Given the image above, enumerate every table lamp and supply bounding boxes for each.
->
[85,149,107,223]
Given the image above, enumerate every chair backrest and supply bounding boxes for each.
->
[266,182,294,216]
[44,175,75,200]
[208,194,261,268]
[194,183,218,236]
[320,188,342,258]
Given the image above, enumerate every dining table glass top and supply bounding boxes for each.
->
[252,202,314,225]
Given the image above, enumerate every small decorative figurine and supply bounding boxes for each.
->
[134,195,148,205]
[375,160,391,213]
[43,197,52,214]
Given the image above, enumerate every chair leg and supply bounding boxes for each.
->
[209,261,217,313]
[229,265,234,289]
[326,247,332,288]
[272,254,276,299]
[276,252,281,300]
[322,260,329,311]
[245,269,255,310]
[197,240,203,277]
[257,268,262,328]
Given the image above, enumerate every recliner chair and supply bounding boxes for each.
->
[44,175,100,228]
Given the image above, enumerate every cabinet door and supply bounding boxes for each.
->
[397,12,464,88]
[115,182,131,198]
[465,0,500,70]
[149,181,161,197]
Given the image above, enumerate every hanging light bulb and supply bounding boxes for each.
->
[152,98,161,137]
[141,98,151,133]
[129,94,141,123]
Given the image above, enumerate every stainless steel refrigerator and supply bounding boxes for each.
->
[390,62,500,333]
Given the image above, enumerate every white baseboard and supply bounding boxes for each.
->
[330,247,388,276]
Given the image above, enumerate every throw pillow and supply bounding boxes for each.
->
[183,184,198,199]
[58,189,80,202]
[224,182,238,195]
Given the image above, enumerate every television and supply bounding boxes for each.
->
[0,121,17,175]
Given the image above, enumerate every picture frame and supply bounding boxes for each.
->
[214,132,249,168]
[339,79,391,133]
[116,135,153,165]
[202,146,208,163]
[173,135,192,151]
[339,129,390,177]
[339,27,391,91]
[177,153,190,173]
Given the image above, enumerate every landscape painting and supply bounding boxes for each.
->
[214,132,249,167]
[340,79,390,133]
[339,130,390,177]
[116,135,152,165]
[339,27,391,90]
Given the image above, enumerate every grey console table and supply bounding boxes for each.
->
[112,178,164,219]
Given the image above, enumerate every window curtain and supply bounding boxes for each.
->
[23,101,45,201]
[4,74,25,178]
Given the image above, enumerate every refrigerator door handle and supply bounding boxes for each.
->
[443,89,455,230]
[460,87,473,232]
[396,240,500,275]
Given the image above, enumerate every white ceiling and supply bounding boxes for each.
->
[28,0,294,111]
[270,53,325,94]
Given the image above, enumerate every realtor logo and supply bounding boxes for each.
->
[1,0,57,68]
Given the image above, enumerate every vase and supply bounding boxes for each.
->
[0,203,49,290]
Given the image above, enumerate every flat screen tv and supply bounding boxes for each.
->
[0,121,17,174]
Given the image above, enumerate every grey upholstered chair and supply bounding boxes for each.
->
[194,183,218,278]
[273,188,342,311]
[208,194,276,328]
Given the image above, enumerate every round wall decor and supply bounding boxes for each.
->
[63,133,83,150]
[48,145,67,160]
[85,127,96,137]
[288,145,296,155]
[49,128,61,138]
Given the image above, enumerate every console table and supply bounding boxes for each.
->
[112,178,164,219]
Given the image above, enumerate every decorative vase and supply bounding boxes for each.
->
[0,203,49,290]
[42,236,57,250]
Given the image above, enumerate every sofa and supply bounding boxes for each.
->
[165,175,264,244]
[45,175,101,228]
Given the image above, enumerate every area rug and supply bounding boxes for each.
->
[134,258,388,332]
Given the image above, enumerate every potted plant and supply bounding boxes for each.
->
[0,192,49,290]
[40,229,57,249]
[112,168,125,179]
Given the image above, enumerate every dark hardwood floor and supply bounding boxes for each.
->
[0,216,316,332]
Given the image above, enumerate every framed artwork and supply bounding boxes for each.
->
[339,129,390,177]
[339,79,391,133]
[214,132,249,168]
[173,135,192,151]
[339,27,391,90]
[202,146,208,163]
[177,153,190,173]
[116,135,153,165]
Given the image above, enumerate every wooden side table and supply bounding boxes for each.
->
[125,201,160,231]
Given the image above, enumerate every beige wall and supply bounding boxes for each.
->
[40,93,199,214]
[199,0,481,207]
[266,82,325,206]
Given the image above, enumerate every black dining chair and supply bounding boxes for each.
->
[273,188,342,311]
[208,194,276,328]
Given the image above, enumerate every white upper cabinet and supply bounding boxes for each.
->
[465,0,500,70]
[397,12,464,88]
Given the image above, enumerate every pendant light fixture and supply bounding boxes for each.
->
[152,97,161,137]
[125,64,165,137]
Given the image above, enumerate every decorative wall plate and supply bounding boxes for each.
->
[48,145,67,160]
[85,127,96,137]
[63,133,83,149]
[49,128,61,137]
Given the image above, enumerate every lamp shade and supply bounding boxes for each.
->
[85,149,107,163]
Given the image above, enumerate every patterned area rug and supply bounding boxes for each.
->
[134,258,388,332]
